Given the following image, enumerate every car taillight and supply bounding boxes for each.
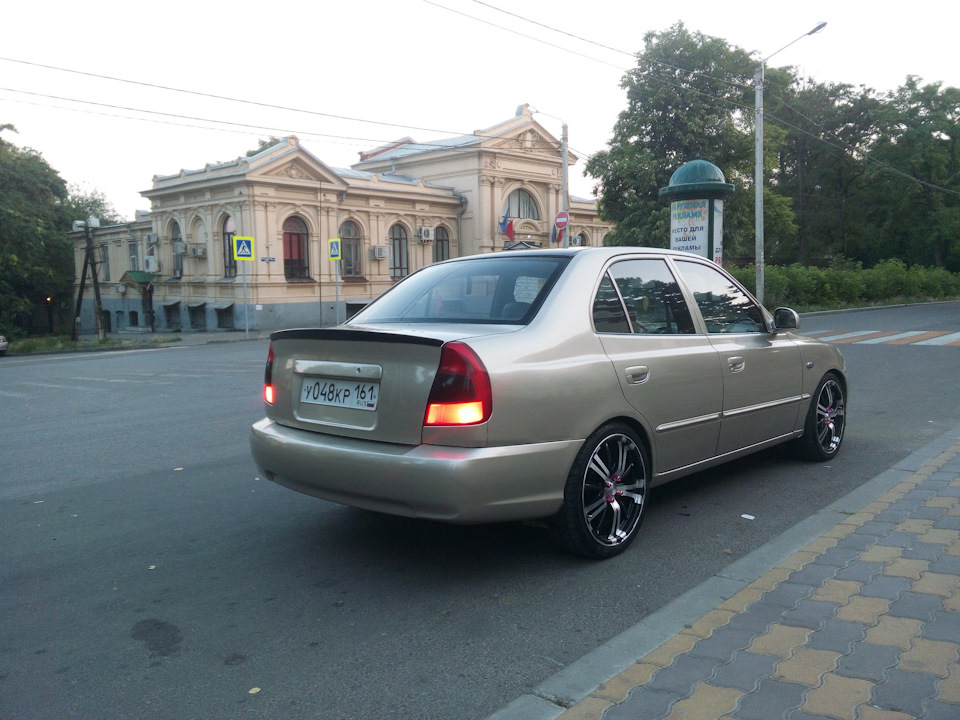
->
[424,342,492,426]
[264,343,275,405]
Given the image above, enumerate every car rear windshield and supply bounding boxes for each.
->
[350,256,570,324]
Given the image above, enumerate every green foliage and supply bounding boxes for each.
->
[63,184,125,226]
[588,27,960,272]
[729,261,960,309]
[0,126,74,332]
[587,23,769,253]
[246,137,284,157]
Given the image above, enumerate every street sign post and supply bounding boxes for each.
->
[233,236,255,338]
[329,238,341,325]
[554,211,570,247]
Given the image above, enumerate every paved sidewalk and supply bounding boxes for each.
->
[490,425,960,720]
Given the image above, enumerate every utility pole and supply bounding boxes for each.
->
[71,218,105,342]
[561,120,569,248]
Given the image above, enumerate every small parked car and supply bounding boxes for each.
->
[250,247,846,558]
[0,333,8,356]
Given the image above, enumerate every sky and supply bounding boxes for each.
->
[2,0,957,221]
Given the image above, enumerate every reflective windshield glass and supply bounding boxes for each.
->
[350,256,570,324]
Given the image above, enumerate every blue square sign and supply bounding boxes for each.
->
[233,236,254,261]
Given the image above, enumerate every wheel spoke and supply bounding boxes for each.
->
[605,501,622,542]
[587,454,611,481]
[584,497,606,521]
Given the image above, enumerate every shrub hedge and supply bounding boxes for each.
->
[728,259,960,310]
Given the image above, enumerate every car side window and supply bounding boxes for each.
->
[592,274,631,333]
[674,260,765,334]
[603,259,696,335]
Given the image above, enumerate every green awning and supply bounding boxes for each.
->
[118,271,156,285]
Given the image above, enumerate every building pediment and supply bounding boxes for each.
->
[248,139,348,189]
[265,161,327,182]
[490,129,557,155]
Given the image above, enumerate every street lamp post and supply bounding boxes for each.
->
[755,21,826,304]
[529,107,569,247]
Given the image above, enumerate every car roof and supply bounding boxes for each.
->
[450,246,702,262]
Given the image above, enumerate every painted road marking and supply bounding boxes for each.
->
[800,330,960,346]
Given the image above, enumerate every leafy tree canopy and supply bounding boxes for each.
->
[0,125,76,331]
[63,184,125,227]
[588,25,960,271]
[246,137,284,156]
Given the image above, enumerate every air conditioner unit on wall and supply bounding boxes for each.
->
[173,240,187,255]
[417,227,435,243]
[371,245,388,260]
[172,268,183,279]
[115,284,126,294]
[144,256,159,272]
[190,244,207,258]
[146,233,159,244]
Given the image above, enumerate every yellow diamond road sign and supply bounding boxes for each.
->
[233,236,254,261]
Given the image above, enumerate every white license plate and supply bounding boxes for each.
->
[300,377,379,411]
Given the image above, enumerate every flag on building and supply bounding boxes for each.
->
[551,226,563,244]
[499,212,514,241]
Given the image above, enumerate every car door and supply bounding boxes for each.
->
[594,258,723,474]
[672,259,803,455]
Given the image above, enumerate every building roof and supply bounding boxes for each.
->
[353,134,481,166]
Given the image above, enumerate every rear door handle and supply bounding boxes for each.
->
[625,365,650,384]
[727,356,745,373]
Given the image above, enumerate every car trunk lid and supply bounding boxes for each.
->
[265,325,512,445]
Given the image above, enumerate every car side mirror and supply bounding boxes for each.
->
[773,307,800,332]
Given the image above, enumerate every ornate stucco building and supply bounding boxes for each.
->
[71,105,614,333]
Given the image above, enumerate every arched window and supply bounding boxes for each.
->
[434,226,450,262]
[504,189,540,220]
[171,221,184,277]
[388,224,408,279]
[340,220,362,277]
[222,216,236,278]
[283,216,309,279]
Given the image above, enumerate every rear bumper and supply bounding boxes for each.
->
[249,418,581,523]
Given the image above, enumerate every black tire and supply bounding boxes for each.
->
[554,422,649,559]
[799,372,846,461]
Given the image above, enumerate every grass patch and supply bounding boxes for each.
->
[6,333,182,355]
[8,335,121,354]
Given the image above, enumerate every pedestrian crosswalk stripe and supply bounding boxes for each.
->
[914,331,960,346]
[799,330,960,346]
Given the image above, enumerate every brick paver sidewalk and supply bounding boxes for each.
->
[558,439,960,720]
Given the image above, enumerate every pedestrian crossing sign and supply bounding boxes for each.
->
[233,236,254,261]
[328,238,341,261]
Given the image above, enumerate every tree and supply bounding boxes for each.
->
[862,78,960,270]
[246,137,284,157]
[773,82,881,263]
[587,23,796,256]
[0,125,75,333]
[63,184,125,226]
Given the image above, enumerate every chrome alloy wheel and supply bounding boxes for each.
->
[580,432,647,547]
[815,378,846,455]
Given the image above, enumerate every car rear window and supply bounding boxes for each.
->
[350,256,570,324]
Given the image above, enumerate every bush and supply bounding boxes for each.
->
[727,259,960,310]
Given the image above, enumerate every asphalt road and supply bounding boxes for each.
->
[1,301,958,720]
